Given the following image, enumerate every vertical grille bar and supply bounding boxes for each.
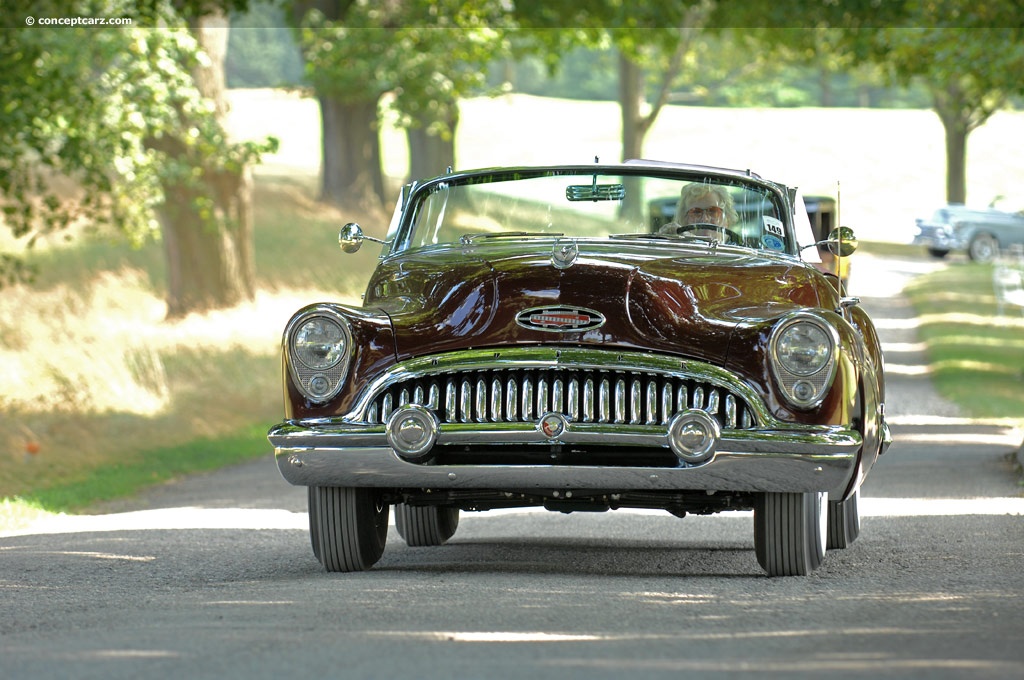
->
[537,375,549,414]
[567,378,580,421]
[660,382,673,425]
[629,378,642,425]
[445,381,457,422]
[460,380,472,423]
[614,378,626,424]
[552,377,564,415]
[725,394,737,429]
[506,377,518,421]
[522,375,534,420]
[599,378,610,423]
[706,389,720,416]
[645,379,658,425]
[583,377,595,422]
[475,378,487,422]
[490,377,502,422]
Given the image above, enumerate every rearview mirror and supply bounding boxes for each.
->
[566,182,625,202]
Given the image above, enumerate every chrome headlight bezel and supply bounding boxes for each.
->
[769,312,839,409]
[286,307,353,403]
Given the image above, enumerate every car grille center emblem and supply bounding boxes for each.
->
[516,306,606,332]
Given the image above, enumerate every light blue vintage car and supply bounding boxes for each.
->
[913,203,1024,262]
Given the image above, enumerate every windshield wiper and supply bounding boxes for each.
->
[460,231,563,244]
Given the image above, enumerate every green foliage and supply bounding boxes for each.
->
[226,1,305,87]
[295,0,509,136]
[0,0,275,286]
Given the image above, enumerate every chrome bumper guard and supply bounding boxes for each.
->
[269,419,862,494]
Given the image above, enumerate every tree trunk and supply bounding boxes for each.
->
[319,94,386,210]
[941,115,968,205]
[933,89,970,205]
[619,52,644,162]
[932,80,1000,206]
[158,14,256,318]
[618,53,646,223]
[407,116,457,182]
[161,169,253,318]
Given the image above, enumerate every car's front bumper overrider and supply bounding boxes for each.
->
[269,420,862,494]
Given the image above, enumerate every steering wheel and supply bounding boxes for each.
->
[673,223,743,245]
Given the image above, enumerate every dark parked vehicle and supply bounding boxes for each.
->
[269,161,890,577]
[913,203,1024,262]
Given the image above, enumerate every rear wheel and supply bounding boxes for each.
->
[968,233,999,262]
[754,491,827,576]
[827,488,861,550]
[309,486,389,572]
[395,504,460,546]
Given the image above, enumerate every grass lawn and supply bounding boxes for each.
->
[2,91,1022,530]
[903,259,1024,421]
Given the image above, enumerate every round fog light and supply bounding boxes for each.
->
[308,374,332,398]
[386,405,439,462]
[668,410,721,464]
[792,379,816,402]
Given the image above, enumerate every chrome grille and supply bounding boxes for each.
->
[365,368,757,430]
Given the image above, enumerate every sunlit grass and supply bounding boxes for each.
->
[0,171,367,510]
[904,262,1024,421]
[0,496,53,533]
[15,424,273,514]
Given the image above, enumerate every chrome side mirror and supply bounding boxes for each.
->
[339,222,365,253]
[339,222,390,254]
[826,227,858,257]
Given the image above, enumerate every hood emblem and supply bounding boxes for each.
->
[551,239,579,269]
[516,306,606,332]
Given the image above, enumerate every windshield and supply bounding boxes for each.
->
[397,170,792,255]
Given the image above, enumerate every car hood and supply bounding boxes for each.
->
[364,240,834,364]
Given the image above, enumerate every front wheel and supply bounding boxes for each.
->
[309,486,389,572]
[394,504,460,546]
[754,491,827,576]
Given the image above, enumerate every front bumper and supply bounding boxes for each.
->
[912,225,960,250]
[269,420,862,494]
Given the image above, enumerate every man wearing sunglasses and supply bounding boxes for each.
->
[659,183,740,244]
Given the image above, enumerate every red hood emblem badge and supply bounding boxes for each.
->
[515,306,606,332]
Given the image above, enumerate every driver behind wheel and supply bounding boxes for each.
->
[659,183,740,243]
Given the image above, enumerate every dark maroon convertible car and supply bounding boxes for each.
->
[269,161,890,576]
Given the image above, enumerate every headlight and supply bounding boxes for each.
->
[286,309,352,403]
[776,322,831,376]
[770,313,839,409]
[293,317,347,369]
